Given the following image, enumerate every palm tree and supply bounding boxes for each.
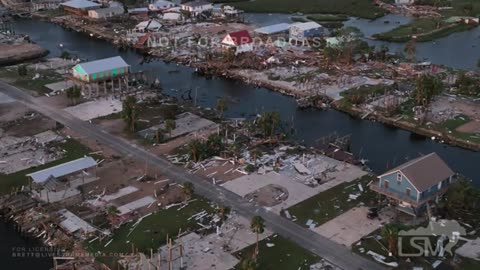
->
[165,119,176,138]
[182,182,194,201]
[216,97,228,119]
[155,128,163,144]
[250,216,265,260]
[240,258,257,270]
[381,224,399,256]
[122,96,138,132]
[188,139,202,162]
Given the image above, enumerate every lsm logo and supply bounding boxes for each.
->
[398,219,467,257]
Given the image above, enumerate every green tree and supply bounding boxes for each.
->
[257,112,281,138]
[155,128,164,144]
[250,216,265,260]
[240,258,258,270]
[447,180,480,210]
[412,74,443,107]
[165,119,176,138]
[182,182,194,201]
[206,133,224,156]
[122,96,138,132]
[17,65,27,76]
[216,97,228,119]
[66,86,81,105]
[381,224,399,256]
[188,139,203,162]
[106,205,120,218]
[477,58,480,68]
[60,51,71,60]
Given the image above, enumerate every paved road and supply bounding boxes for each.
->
[0,82,384,270]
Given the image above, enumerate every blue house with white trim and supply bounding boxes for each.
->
[370,153,455,216]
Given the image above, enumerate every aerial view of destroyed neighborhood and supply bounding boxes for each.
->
[1,0,480,269]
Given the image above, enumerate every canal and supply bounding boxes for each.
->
[12,18,479,181]
[2,16,480,270]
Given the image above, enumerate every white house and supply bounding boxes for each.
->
[289,22,325,44]
[88,6,124,19]
[163,12,182,21]
[181,0,213,16]
[148,0,176,12]
[395,0,415,5]
[221,30,253,54]
[135,19,163,32]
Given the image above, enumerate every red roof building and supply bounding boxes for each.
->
[221,30,254,54]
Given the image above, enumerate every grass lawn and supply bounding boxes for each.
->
[229,0,387,19]
[86,197,213,255]
[0,66,63,95]
[352,227,480,270]
[373,19,476,42]
[439,0,480,17]
[287,174,377,227]
[0,138,95,195]
[433,115,480,144]
[437,114,470,131]
[306,14,349,22]
[234,234,321,270]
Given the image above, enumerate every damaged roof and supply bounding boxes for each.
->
[27,156,97,183]
[61,0,101,9]
[254,23,290,35]
[380,153,454,192]
[227,30,253,45]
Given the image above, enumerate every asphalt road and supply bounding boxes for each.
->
[0,82,384,270]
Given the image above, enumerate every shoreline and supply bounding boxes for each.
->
[12,14,480,152]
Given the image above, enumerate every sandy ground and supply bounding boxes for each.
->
[2,112,56,137]
[428,95,480,124]
[314,206,394,248]
[0,100,30,123]
[36,94,71,109]
[0,42,47,65]
[64,98,122,121]
[456,120,480,134]
[194,161,245,185]
[60,127,121,159]
[149,126,219,155]
[222,162,367,213]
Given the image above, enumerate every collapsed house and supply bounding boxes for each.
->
[289,22,325,45]
[28,156,99,203]
[221,30,254,54]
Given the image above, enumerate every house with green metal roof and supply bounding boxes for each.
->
[72,56,130,83]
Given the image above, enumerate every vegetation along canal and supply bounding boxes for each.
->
[10,18,480,186]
